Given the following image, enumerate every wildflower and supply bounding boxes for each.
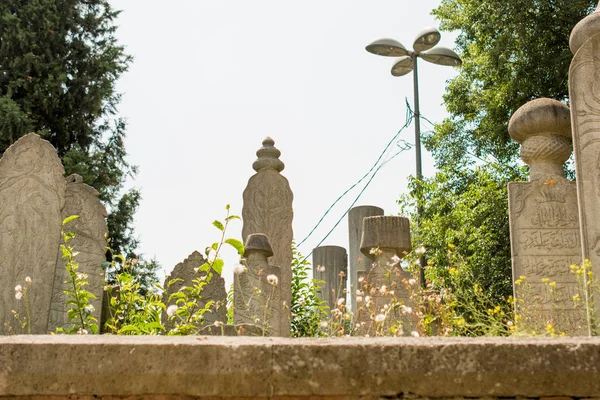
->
[380,285,388,295]
[408,278,417,286]
[84,305,95,314]
[316,264,325,272]
[14,284,22,293]
[364,296,371,304]
[375,314,385,323]
[400,305,413,315]
[319,321,328,329]
[369,247,382,256]
[77,328,88,335]
[541,278,550,283]
[549,281,557,288]
[410,331,420,337]
[447,243,455,249]
[388,255,401,266]
[14,285,22,300]
[337,298,345,306]
[356,289,364,296]
[213,321,224,327]
[266,274,279,285]
[415,246,426,255]
[358,276,365,283]
[338,271,346,278]
[166,304,179,317]
[507,321,514,326]
[233,264,245,274]
[25,277,32,285]
[573,293,581,302]
[356,296,363,303]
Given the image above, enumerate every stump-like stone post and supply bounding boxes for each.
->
[348,205,384,313]
[508,98,583,335]
[356,216,415,335]
[312,245,348,311]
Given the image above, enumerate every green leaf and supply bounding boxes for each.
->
[212,258,224,275]
[225,238,244,256]
[62,215,80,225]
[212,220,224,231]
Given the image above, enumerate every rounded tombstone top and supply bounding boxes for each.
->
[360,216,412,260]
[252,136,285,173]
[243,233,274,258]
[570,3,600,55]
[508,98,571,144]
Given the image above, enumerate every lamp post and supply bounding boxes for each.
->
[366,27,461,283]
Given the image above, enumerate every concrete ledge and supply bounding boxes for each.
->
[1,336,600,399]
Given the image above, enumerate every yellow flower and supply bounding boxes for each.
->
[541,278,550,283]
[573,293,581,302]
[515,279,522,285]
[549,281,557,288]
[448,243,455,249]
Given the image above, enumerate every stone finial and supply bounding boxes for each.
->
[360,216,412,260]
[508,98,572,181]
[243,233,274,258]
[252,137,285,172]
[570,3,600,55]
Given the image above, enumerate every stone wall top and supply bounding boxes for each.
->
[2,336,600,398]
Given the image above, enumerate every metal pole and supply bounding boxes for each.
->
[412,55,426,286]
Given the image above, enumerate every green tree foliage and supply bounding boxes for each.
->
[0,0,145,259]
[402,0,596,306]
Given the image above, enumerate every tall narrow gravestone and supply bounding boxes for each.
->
[242,137,293,336]
[569,4,600,328]
[508,99,584,334]
[48,174,108,332]
[348,205,384,313]
[0,134,66,334]
[312,245,348,311]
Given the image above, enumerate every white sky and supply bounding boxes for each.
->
[109,0,460,284]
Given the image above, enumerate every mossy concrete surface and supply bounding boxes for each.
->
[1,336,600,399]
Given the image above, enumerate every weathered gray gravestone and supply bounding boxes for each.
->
[508,98,584,335]
[0,134,66,334]
[348,205,384,313]
[162,250,227,332]
[234,233,283,336]
[48,174,108,332]
[242,137,293,336]
[569,3,600,331]
[357,215,415,335]
[312,245,347,312]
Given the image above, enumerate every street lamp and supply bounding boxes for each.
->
[366,27,461,282]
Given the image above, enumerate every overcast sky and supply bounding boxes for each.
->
[108,0,460,284]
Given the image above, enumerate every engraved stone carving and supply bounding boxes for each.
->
[162,250,227,332]
[348,205,384,313]
[234,233,283,336]
[0,134,66,334]
[508,99,584,335]
[312,245,347,312]
[48,174,108,332]
[241,137,293,336]
[569,5,600,328]
[355,216,416,335]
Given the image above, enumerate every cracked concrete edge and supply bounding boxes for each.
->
[1,336,600,398]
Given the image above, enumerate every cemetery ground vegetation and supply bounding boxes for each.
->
[399,0,597,326]
[0,0,160,286]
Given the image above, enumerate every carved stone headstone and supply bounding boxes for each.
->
[312,245,347,312]
[242,137,293,336]
[569,4,600,330]
[162,250,227,332]
[348,206,384,313]
[0,134,66,334]
[234,233,283,336]
[356,216,415,335]
[508,99,584,335]
[48,174,108,332]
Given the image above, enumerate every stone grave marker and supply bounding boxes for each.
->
[0,134,66,334]
[508,98,584,335]
[48,174,108,332]
[234,233,283,336]
[356,215,416,335]
[241,137,293,336]
[162,250,227,332]
[312,245,347,312]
